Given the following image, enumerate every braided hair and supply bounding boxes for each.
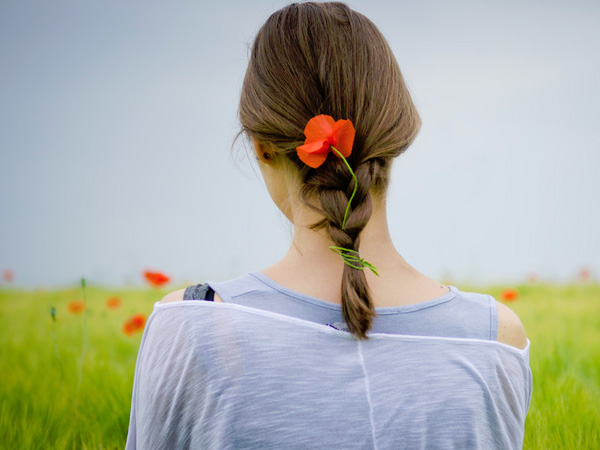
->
[239,2,421,339]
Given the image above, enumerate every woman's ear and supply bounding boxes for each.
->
[253,138,275,164]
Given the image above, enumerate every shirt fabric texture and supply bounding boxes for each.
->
[125,272,532,449]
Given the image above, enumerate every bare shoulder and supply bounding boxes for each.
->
[496,301,528,349]
[159,289,186,304]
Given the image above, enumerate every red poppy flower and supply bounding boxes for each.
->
[123,313,146,336]
[2,269,14,282]
[579,268,591,281]
[500,289,518,302]
[68,300,85,314]
[144,271,170,287]
[130,314,146,329]
[106,296,122,309]
[123,321,135,337]
[296,115,355,168]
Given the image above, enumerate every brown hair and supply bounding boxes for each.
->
[239,2,421,339]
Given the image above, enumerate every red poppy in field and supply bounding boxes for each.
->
[2,269,14,282]
[68,299,85,314]
[143,271,170,287]
[296,115,355,168]
[123,321,135,337]
[579,267,591,281]
[106,296,122,310]
[500,289,518,302]
[131,314,145,328]
[123,313,146,336]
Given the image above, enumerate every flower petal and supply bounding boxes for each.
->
[297,141,330,168]
[131,314,146,329]
[123,321,135,336]
[304,115,335,141]
[332,120,355,158]
[144,271,170,287]
[106,296,121,309]
[68,300,85,314]
[297,140,328,154]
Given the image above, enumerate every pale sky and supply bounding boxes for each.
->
[1,0,599,287]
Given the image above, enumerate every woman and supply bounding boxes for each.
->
[125,3,532,449]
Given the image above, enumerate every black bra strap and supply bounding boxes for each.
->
[183,283,215,301]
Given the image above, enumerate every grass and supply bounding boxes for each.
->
[0,281,599,449]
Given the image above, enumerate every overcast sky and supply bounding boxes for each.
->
[1,0,598,288]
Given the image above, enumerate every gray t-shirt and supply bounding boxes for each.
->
[125,274,532,449]
[203,272,498,339]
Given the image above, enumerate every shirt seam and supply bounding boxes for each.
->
[358,340,379,450]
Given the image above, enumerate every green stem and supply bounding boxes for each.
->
[50,307,64,393]
[75,278,88,418]
[329,246,380,276]
[328,147,379,276]
[330,146,357,230]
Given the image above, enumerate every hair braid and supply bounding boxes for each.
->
[303,157,378,338]
[239,2,421,339]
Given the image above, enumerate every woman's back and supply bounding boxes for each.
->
[125,299,532,449]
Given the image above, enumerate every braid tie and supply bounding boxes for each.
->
[329,246,379,276]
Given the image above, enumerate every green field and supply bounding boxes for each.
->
[1,282,599,449]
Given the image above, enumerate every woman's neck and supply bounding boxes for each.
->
[262,197,419,303]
